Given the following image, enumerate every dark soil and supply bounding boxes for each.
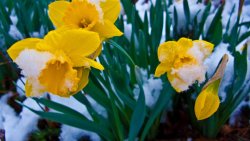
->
[155,105,250,141]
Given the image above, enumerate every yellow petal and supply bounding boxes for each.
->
[60,30,100,64]
[93,45,103,59]
[177,37,193,53]
[101,0,121,23]
[92,20,123,39]
[194,79,220,120]
[167,72,188,93]
[25,78,45,97]
[63,0,99,29]
[36,31,61,53]
[41,29,101,67]
[177,37,193,46]
[80,57,104,70]
[157,41,179,66]
[37,27,75,51]
[193,40,214,57]
[155,63,169,77]
[173,55,197,68]
[48,1,70,28]
[7,38,41,60]
[25,79,33,97]
[38,57,79,97]
[74,67,90,93]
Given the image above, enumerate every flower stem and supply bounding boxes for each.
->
[106,40,136,67]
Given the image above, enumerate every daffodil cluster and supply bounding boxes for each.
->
[155,38,220,120]
[7,0,122,97]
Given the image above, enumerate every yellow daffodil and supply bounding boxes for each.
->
[195,79,220,120]
[155,38,214,92]
[48,0,123,39]
[8,29,103,97]
[195,54,228,120]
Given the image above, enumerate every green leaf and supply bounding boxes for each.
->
[84,77,110,109]
[199,3,211,36]
[239,21,250,27]
[165,10,172,41]
[223,4,236,43]
[0,1,11,31]
[107,40,136,67]
[183,0,190,26]
[140,82,174,140]
[17,101,113,140]
[238,31,250,44]
[204,5,223,46]
[151,0,164,48]
[128,67,146,141]
[32,97,89,120]
[73,92,109,125]
[173,6,178,39]
[232,46,248,94]
[214,46,249,137]
[109,92,125,141]
[138,30,148,68]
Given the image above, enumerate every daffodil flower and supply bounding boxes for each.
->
[8,29,103,97]
[48,0,123,39]
[155,38,214,92]
[195,54,228,120]
[195,79,220,120]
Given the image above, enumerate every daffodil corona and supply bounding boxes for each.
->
[155,38,214,92]
[8,29,103,97]
[48,0,123,39]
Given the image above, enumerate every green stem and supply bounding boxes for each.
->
[106,40,136,67]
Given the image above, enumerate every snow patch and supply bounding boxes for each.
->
[16,77,26,96]
[0,93,42,141]
[133,69,163,108]
[60,125,100,141]
[15,49,53,96]
[169,0,206,33]
[49,94,102,140]
[204,43,234,101]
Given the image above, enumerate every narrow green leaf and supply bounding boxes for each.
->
[73,92,109,124]
[205,5,223,45]
[239,21,250,27]
[173,6,178,39]
[238,31,250,44]
[32,97,89,120]
[165,10,171,41]
[107,40,136,67]
[128,67,146,141]
[138,30,148,68]
[17,101,113,140]
[108,90,124,140]
[84,77,110,109]
[232,45,248,94]
[223,4,236,42]
[199,3,211,36]
[183,0,190,26]
[140,82,174,140]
